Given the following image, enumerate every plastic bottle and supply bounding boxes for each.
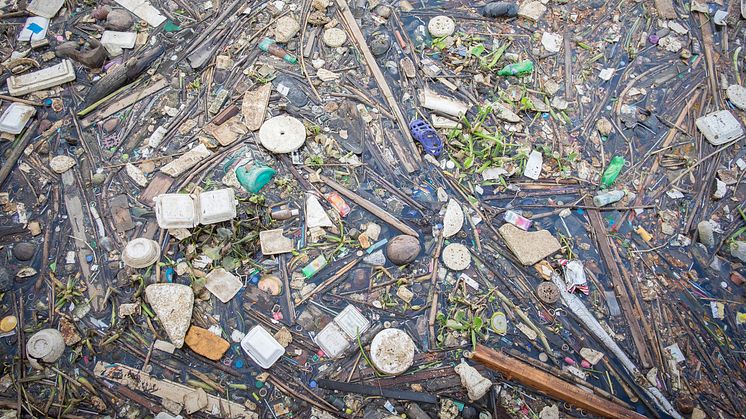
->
[258,37,297,64]
[592,190,624,207]
[600,156,625,188]
[271,208,299,220]
[497,60,534,76]
[482,2,519,17]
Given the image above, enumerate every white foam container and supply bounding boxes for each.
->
[155,193,197,229]
[198,188,237,225]
[0,103,36,134]
[241,325,285,369]
[314,322,350,358]
[7,60,76,97]
[335,305,370,339]
[696,110,744,146]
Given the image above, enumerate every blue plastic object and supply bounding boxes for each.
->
[409,119,443,156]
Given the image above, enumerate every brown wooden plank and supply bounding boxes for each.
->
[470,345,648,419]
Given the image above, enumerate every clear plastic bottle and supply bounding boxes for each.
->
[592,190,624,207]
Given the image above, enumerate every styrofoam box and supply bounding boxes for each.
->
[335,305,370,339]
[314,322,350,359]
[7,60,76,97]
[154,193,197,229]
[0,103,36,134]
[696,110,744,146]
[198,188,237,225]
[241,325,284,369]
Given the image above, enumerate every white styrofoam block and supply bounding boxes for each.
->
[241,325,284,368]
[154,193,197,229]
[197,189,237,225]
[696,110,744,146]
[0,103,36,134]
[7,60,75,96]
[101,31,137,57]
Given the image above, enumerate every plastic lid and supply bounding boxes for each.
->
[122,238,160,268]
[370,328,414,375]
[26,328,65,362]
[259,115,306,153]
[240,325,285,369]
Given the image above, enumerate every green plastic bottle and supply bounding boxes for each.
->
[497,60,534,76]
[601,156,625,188]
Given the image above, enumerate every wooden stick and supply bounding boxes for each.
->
[0,120,38,188]
[318,173,419,237]
[427,232,444,345]
[297,256,361,305]
[585,197,654,368]
[0,94,42,106]
[469,345,648,419]
[333,0,420,173]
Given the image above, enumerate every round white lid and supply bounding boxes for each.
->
[259,115,306,154]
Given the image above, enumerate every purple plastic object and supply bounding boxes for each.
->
[648,34,660,45]
[409,119,443,156]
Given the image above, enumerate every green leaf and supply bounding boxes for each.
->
[472,316,483,331]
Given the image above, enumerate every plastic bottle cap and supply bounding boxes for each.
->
[0,315,17,332]
[122,238,160,268]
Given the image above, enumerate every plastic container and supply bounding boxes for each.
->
[236,162,276,194]
[154,193,197,228]
[240,325,285,369]
[497,60,534,76]
[26,328,65,369]
[600,156,625,188]
[197,188,237,225]
[122,238,160,268]
[334,305,370,339]
[315,322,350,358]
[7,59,76,97]
[155,189,237,228]
[592,190,624,207]
[0,103,36,134]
